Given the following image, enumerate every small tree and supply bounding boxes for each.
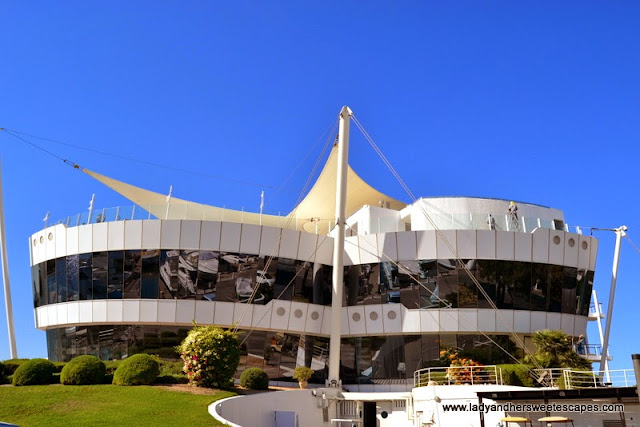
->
[526,330,591,370]
[177,325,240,388]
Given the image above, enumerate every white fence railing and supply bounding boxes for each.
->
[414,365,502,387]
[563,369,636,389]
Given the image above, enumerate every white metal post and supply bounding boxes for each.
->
[88,193,95,224]
[0,159,17,358]
[599,225,627,382]
[327,106,352,387]
[592,289,609,381]
[165,185,173,220]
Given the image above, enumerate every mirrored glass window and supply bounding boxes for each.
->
[123,251,141,299]
[79,253,92,300]
[46,259,56,305]
[66,255,79,301]
[56,258,67,303]
[92,252,108,300]
[141,250,159,299]
[108,251,124,299]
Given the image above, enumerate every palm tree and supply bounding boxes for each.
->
[526,330,591,370]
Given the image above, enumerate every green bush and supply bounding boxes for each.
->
[240,368,269,390]
[177,325,240,388]
[12,358,56,386]
[497,364,535,387]
[60,355,106,385]
[112,354,160,386]
[3,359,30,375]
[159,360,185,376]
[154,374,188,384]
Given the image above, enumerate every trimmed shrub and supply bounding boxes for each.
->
[159,360,185,376]
[53,362,66,373]
[497,364,535,387]
[60,355,106,385]
[240,368,269,390]
[178,325,240,388]
[112,354,160,386]
[13,358,55,386]
[3,359,30,375]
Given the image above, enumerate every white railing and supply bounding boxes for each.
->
[532,368,567,387]
[414,365,502,387]
[563,369,636,389]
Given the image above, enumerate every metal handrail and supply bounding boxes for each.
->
[414,365,502,387]
[563,369,635,389]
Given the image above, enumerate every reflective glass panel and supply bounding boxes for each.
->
[92,252,108,300]
[123,251,141,299]
[108,251,124,299]
[66,255,79,301]
[141,250,159,299]
[79,253,92,300]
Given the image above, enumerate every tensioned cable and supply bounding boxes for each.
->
[231,121,338,332]
[343,226,548,384]
[351,114,546,374]
[0,127,274,189]
[624,234,640,257]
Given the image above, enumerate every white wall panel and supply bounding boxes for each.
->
[78,301,92,323]
[34,231,46,264]
[436,230,457,260]
[401,309,421,334]
[239,224,261,255]
[382,305,402,333]
[548,230,564,266]
[546,312,561,331]
[531,311,547,332]
[495,310,514,333]
[47,305,57,326]
[45,227,57,260]
[139,300,158,323]
[564,234,579,268]
[396,231,416,262]
[513,311,530,333]
[347,306,366,335]
[37,307,47,328]
[92,223,108,252]
[213,302,234,326]
[514,233,532,262]
[270,300,291,331]
[252,304,272,329]
[532,228,549,264]
[107,300,123,323]
[78,225,93,254]
[54,225,66,258]
[416,230,437,260]
[574,315,588,336]
[287,302,308,333]
[560,314,575,336]
[278,229,300,260]
[194,301,215,325]
[67,302,79,325]
[259,226,280,257]
[420,310,439,332]
[107,221,125,251]
[66,227,79,257]
[496,231,514,261]
[297,233,318,263]
[589,237,599,271]
[577,235,591,270]
[364,305,384,334]
[93,301,107,322]
[124,221,143,250]
[160,220,181,249]
[378,233,397,261]
[200,221,221,251]
[180,220,201,249]
[175,300,196,324]
[315,235,334,266]
[478,308,496,332]
[305,306,324,335]
[358,234,379,264]
[458,309,478,332]
[344,236,360,266]
[233,303,253,328]
[142,220,161,249]
[56,304,68,325]
[476,231,496,260]
[158,300,177,323]
[220,222,242,253]
[456,230,477,259]
[123,300,140,322]
[439,310,458,332]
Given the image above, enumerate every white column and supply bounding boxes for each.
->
[0,158,17,358]
[327,106,352,387]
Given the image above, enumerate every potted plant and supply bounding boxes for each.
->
[293,366,314,389]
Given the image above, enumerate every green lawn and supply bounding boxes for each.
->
[0,385,236,426]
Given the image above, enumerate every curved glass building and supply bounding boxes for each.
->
[29,147,597,386]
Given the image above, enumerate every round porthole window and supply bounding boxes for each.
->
[581,241,588,250]
[369,311,378,321]
[568,238,575,247]
[294,309,303,318]
[381,411,388,419]
[33,239,37,247]
[352,312,361,322]
[387,311,397,320]
[310,311,319,320]
[276,307,286,317]
[39,236,44,244]
[553,235,561,245]
[48,233,53,241]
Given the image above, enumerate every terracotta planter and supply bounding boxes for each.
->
[298,380,308,389]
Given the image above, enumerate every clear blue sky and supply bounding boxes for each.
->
[0,2,638,369]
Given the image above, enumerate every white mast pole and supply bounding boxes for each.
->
[0,159,17,359]
[327,106,352,387]
[87,193,95,224]
[599,225,626,381]
[165,185,173,220]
